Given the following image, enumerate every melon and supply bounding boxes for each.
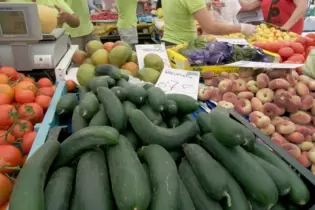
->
[37,5,58,34]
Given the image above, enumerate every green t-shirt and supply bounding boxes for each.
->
[63,0,94,37]
[6,0,74,13]
[116,0,137,28]
[162,0,205,44]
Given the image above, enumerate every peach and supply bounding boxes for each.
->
[260,124,275,136]
[198,87,210,101]
[274,90,292,108]
[256,73,270,89]
[286,73,298,85]
[281,116,290,121]
[282,143,301,159]
[243,76,254,83]
[299,142,314,151]
[313,133,315,142]
[307,125,315,134]
[210,77,223,87]
[271,132,289,144]
[262,103,278,118]
[206,87,222,102]
[305,135,313,142]
[292,70,299,78]
[239,68,254,78]
[238,91,254,100]
[295,82,310,97]
[295,125,311,136]
[308,148,315,164]
[310,92,315,98]
[301,95,313,111]
[204,79,212,86]
[256,88,274,104]
[228,73,239,80]
[297,152,312,168]
[232,79,247,92]
[276,120,296,135]
[251,97,263,111]
[285,132,304,144]
[271,116,284,126]
[290,111,311,125]
[287,87,297,95]
[202,71,214,79]
[217,101,234,109]
[267,69,286,79]
[312,116,315,126]
[308,80,315,91]
[312,164,315,174]
[271,137,285,146]
[275,105,285,116]
[222,92,238,104]
[220,72,230,78]
[246,80,259,93]
[311,100,315,116]
[234,99,252,116]
[298,75,311,85]
[268,78,290,90]
[249,111,270,128]
[218,79,233,94]
[287,95,302,113]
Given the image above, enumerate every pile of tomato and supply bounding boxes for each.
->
[253,33,315,66]
[0,66,57,209]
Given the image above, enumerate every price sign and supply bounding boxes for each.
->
[155,68,200,99]
[216,37,249,45]
[135,44,171,70]
[225,61,304,69]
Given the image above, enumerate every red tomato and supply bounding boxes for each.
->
[283,60,295,64]
[0,66,17,80]
[290,42,305,54]
[12,119,34,138]
[21,155,28,165]
[263,43,272,51]
[37,78,53,88]
[0,93,12,105]
[15,90,35,103]
[253,42,265,49]
[21,77,36,85]
[0,104,17,127]
[306,46,315,56]
[0,130,16,145]
[306,33,315,40]
[21,131,37,154]
[0,173,12,207]
[14,73,25,81]
[268,42,283,53]
[0,144,23,173]
[0,201,9,210]
[305,37,315,47]
[287,53,305,63]
[281,42,291,48]
[296,36,306,46]
[278,47,294,59]
[37,87,54,97]
[18,103,44,124]
[35,95,51,110]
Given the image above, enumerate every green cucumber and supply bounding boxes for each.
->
[167,116,180,128]
[248,143,310,206]
[208,111,255,147]
[196,112,212,134]
[129,109,198,149]
[178,176,196,210]
[122,128,140,149]
[111,86,127,101]
[147,87,167,112]
[165,100,178,116]
[108,135,151,210]
[220,163,250,210]
[123,100,137,119]
[201,133,278,208]
[178,158,223,210]
[78,92,99,120]
[51,126,119,169]
[169,149,184,163]
[167,94,199,114]
[75,149,113,209]
[44,167,75,210]
[271,202,286,210]
[249,199,267,210]
[250,154,291,196]
[72,106,88,133]
[210,106,229,117]
[56,93,77,116]
[183,143,231,204]
[78,87,88,103]
[97,87,127,132]
[89,105,109,126]
[140,104,163,125]
[104,76,116,87]
[116,78,130,88]
[94,64,122,79]
[126,85,147,105]
[86,76,108,94]
[143,83,154,90]
[159,122,167,128]
[9,139,60,210]
[140,144,179,210]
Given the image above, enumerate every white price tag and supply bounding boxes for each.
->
[33,55,53,69]
[216,37,249,45]
[225,61,304,69]
[155,68,200,99]
[135,44,171,70]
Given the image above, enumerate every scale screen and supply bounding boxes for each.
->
[0,10,28,35]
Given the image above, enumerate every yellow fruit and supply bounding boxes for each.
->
[37,5,58,33]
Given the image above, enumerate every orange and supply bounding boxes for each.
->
[0,84,14,100]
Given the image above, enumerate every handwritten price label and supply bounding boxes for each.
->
[155,68,200,99]
[216,37,249,45]
[225,61,304,69]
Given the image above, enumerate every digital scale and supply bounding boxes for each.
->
[0,2,70,71]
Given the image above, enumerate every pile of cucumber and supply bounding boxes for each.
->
[7,65,312,210]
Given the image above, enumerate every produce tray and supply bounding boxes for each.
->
[27,123,51,158]
[228,109,315,209]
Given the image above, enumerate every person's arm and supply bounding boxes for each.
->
[238,0,261,12]
[55,0,80,28]
[88,0,97,10]
[281,0,308,30]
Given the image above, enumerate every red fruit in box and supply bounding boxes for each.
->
[290,42,305,54]
[278,47,294,59]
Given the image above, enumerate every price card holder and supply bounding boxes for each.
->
[135,44,171,69]
[225,61,304,69]
[155,68,200,99]
[216,37,249,45]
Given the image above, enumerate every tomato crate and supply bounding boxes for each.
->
[228,109,315,209]
[27,123,51,158]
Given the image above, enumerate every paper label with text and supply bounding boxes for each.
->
[225,61,304,69]
[155,68,200,99]
[216,37,249,45]
[136,44,171,70]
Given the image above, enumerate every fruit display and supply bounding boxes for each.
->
[90,10,118,21]
[198,68,315,171]
[72,40,165,85]
[0,66,58,209]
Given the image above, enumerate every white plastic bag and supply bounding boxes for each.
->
[210,0,242,24]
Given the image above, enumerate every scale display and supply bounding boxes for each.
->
[0,10,28,35]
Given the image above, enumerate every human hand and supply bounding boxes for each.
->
[55,5,69,25]
[240,24,256,36]
[95,8,102,13]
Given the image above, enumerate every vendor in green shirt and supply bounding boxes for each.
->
[63,0,100,50]
[162,0,257,45]
[115,0,138,46]
[3,0,80,28]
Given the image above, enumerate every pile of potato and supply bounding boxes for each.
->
[199,68,315,171]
